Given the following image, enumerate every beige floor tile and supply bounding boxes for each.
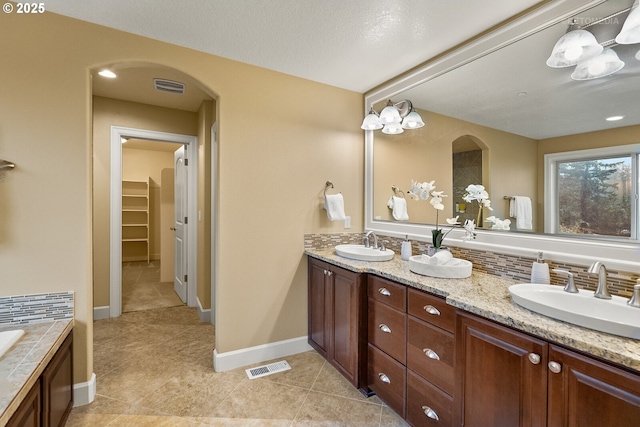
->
[311,361,381,404]
[292,390,382,426]
[240,351,326,390]
[65,412,121,427]
[380,405,410,426]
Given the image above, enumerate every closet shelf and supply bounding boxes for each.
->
[122,178,150,263]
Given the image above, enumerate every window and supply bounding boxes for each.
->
[545,145,639,241]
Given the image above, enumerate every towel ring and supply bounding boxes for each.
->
[0,160,15,171]
[324,181,334,196]
[391,185,405,198]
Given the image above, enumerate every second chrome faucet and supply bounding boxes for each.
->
[587,261,611,299]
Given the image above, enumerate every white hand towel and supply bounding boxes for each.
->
[387,196,409,221]
[324,193,346,221]
[509,196,532,230]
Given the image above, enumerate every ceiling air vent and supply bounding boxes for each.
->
[153,78,185,95]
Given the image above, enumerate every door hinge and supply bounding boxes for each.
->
[184,216,188,224]
[185,158,188,166]
[184,274,188,282]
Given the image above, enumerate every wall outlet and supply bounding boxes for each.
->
[344,216,351,229]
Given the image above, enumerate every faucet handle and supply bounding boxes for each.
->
[628,283,640,308]
[363,235,370,248]
[380,240,388,251]
[552,269,578,293]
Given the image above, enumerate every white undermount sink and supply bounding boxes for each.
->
[408,255,472,278]
[0,329,25,358]
[509,284,640,339]
[335,244,394,262]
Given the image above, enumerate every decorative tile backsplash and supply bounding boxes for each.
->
[304,233,639,298]
[0,292,74,325]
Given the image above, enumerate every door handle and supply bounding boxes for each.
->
[170,227,176,231]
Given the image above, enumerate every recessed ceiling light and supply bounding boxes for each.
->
[98,70,117,79]
[606,115,624,121]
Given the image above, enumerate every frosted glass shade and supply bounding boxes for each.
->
[546,29,603,68]
[381,123,404,134]
[361,111,383,130]
[571,48,624,80]
[401,111,425,129]
[379,104,402,125]
[616,4,640,44]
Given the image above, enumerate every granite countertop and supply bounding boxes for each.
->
[306,248,640,373]
[0,319,73,426]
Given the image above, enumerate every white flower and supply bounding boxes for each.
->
[446,216,460,225]
[430,192,446,210]
[485,216,511,230]
[462,219,476,240]
[409,179,436,200]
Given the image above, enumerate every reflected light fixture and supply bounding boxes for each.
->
[616,0,640,44]
[360,99,425,134]
[606,115,625,121]
[547,20,603,68]
[98,69,117,78]
[571,48,625,80]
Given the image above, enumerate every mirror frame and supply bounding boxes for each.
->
[364,0,639,271]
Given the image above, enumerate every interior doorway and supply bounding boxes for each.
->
[109,126,198,318]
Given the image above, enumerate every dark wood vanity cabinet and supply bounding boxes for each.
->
[457,311,640,427]
[307,257,366,389]
[7,331,73,427]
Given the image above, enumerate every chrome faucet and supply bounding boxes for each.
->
[587,261,611,299]
[552,269,578,293]
[363,231,379,249]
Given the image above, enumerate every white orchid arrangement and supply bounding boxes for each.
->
[462,184,511,230]
[408,180,477,249]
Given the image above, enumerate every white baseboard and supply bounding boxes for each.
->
[196,297,211,323]
[93,306,110,320]
[213,336,313,372]
[73,373,96,407]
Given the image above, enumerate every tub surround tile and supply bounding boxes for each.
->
[305,247,640,373]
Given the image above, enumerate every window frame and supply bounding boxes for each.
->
[544,144,640,242]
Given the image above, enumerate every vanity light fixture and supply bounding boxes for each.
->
[98,69,117,78]
[571,48,625,80]
[360,99,425,134]
[546,20,603,68]
[616,0,640,44]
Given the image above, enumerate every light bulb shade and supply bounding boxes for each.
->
[546,29,603,68]
[401,111,425,129]
[571,48,624,80]
[616,4,640,44]
[361,112,383,130]
[381,123,404,135]
[379,104,402,125]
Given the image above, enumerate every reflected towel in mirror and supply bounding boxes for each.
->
[324,193,346,221]
[387,196,409,221]
[509,196,532,230]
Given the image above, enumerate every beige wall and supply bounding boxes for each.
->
[374,109,538,228]
[197,101,214,311]
[93,97,199,307]
[0,11,363,385]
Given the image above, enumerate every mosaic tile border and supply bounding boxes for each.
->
[0,292,74,325]
[304,233,638,298]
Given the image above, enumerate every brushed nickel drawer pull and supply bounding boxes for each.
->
[528,353,541,365]
[378,373,391,384]
[548,361,562,374]
[378,287,391,296]
[379,324,392,333]
[423,348,440,360]
[422,406,440,421]
[424,305,441,316]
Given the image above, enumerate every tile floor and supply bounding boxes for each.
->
[67,263,409,426]
[122,261,184,313]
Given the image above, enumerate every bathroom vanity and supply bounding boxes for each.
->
[307,251,640,427]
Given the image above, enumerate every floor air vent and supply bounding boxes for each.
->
[246,360,291,379]
[153,78,186,95]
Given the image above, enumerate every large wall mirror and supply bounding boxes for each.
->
[364,0,640,269]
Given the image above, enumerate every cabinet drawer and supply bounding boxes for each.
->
[368,298,406,364]
[368,344,406,418]
[407,316,454,395]
[407,288,455,333]
[368,275,406,311]
[407,370,453,427]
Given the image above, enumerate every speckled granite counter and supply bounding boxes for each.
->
[306,248,640,373]
[0,291,74,426]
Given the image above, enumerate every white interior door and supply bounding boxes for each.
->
[174,145,188,303]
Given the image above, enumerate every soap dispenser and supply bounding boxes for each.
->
[401,235,412,261]
[530,251,550,284]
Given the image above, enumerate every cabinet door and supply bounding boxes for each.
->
[42,333,73,427]
[548,344,640,427]
[7,379,41,427]
[308,258,330,358]
[456,312,547,427]
[331,265,365,387]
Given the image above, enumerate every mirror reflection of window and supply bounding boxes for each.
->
[557,155,633,237]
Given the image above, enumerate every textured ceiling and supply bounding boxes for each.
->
[45,0,541,93]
